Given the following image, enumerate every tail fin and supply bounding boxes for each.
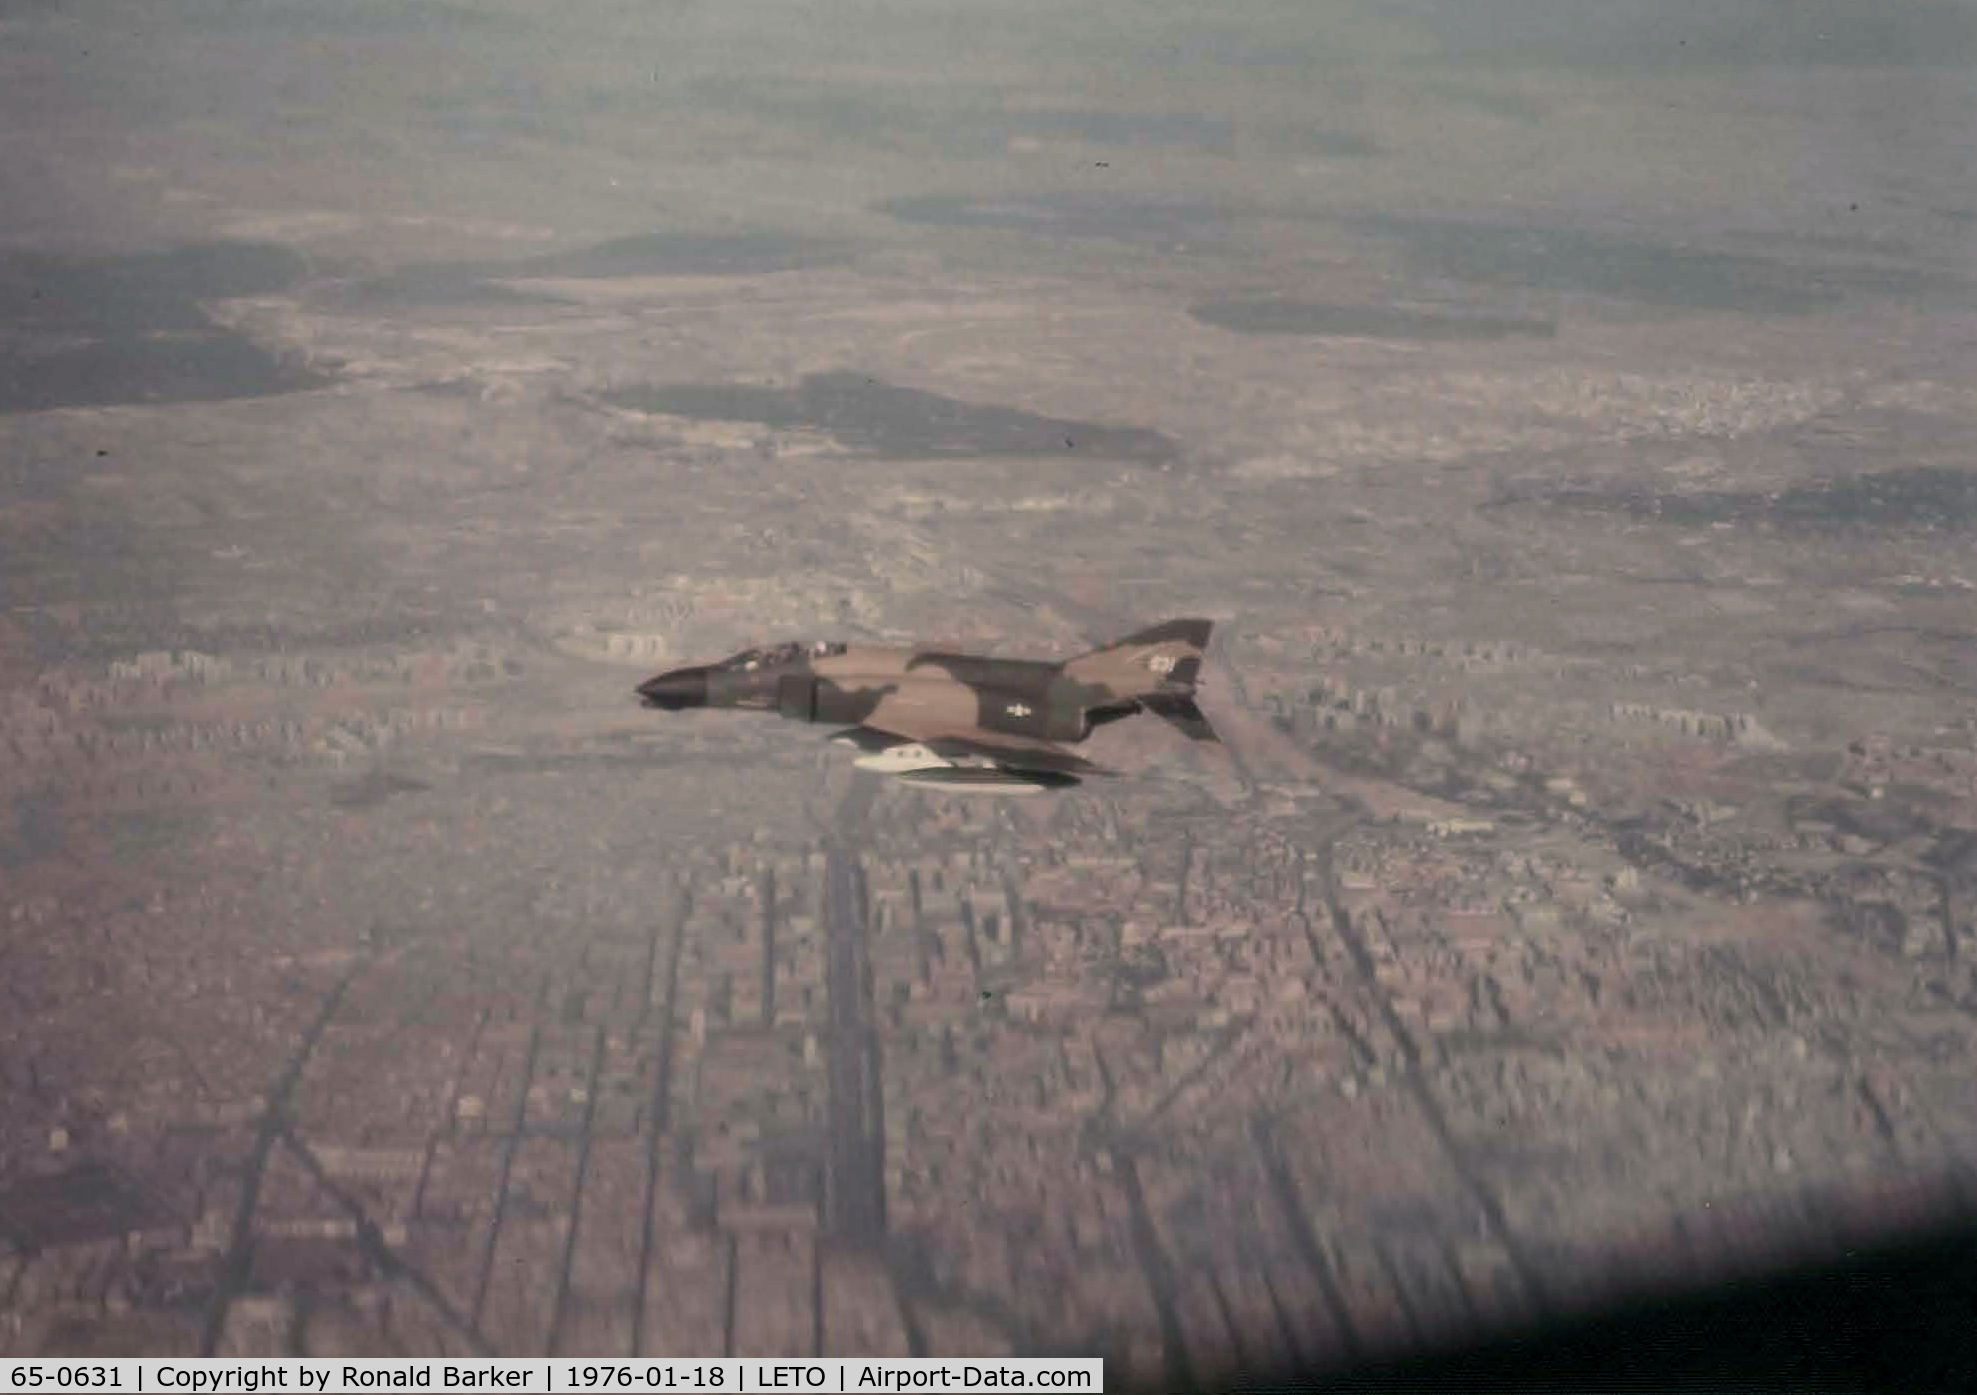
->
[1061,618,1214,699]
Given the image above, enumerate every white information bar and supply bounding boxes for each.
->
[0,1358,1102,1393]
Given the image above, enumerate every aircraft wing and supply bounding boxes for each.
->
[848,721,1111,778]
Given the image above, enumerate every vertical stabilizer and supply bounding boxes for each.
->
[1060,618,1214,700]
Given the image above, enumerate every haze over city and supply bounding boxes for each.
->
[4,0,1976,1382]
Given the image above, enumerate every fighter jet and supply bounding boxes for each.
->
[635,619,1218,794]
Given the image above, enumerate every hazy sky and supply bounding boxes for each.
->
[3,0,1973,280]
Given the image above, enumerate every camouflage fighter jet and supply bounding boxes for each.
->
[636,619,1218,793]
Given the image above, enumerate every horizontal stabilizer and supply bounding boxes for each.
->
[1143,693,1220,743]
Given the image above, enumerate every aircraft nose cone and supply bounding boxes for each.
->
[636,665,710,711]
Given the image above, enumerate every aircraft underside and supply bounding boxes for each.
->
[832,736,1080,794]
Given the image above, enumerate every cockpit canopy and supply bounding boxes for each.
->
[717,640,846,672]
